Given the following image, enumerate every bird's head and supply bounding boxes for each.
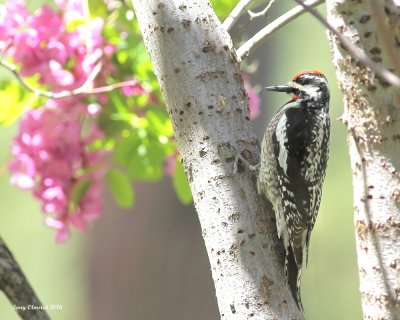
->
[265,70,329,109]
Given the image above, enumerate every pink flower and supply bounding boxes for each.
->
[0,0,28,50]
[9,154,36,189]
[6,1,107,91]
[164,156,176,176]
[28,6,63,40]
[46,60,75,87]
[87,103,101,116]
[47,41,68,64]
[243,76,261,120]
[104,44,115,56]
[121,79,147,97]
[3,0,151,242]
[9,103,106,242]
[164,150,179,176]
[70,179,103,229]
[57,0,85,23]
[45,217,70,242]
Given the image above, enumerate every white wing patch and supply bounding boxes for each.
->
[275,114,288,175]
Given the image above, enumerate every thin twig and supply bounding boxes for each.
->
[292,0,400,87]
[223,0,253,32]
[79,60,103,91]
[89,80,142,94]
[0,237,51,320]
[0,60,52,97]
[367,0,400,77]
[236,0,324,60]
[0,59,139,98]
[0,40,12,60]
[248,0,276,20]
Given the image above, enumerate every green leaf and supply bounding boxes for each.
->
[114,131,141,165]
[127,142,166,181]
[0,83,37,126]
[146,108,173,137]
[66,17,86,32]
[106,168,135,208]
[173,160,193,205]
[116,50,128,64]
[108,90,128,113]
[69,179,92,212]
[88,0,108,19]
[210,0,236,19]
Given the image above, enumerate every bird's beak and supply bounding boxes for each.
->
[264,84,294,93]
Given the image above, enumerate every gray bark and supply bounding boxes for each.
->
[131,1,303,319]
[326,1,400,319]
[0,237,50,320]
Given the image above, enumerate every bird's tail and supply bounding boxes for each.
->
[285,245,303,311]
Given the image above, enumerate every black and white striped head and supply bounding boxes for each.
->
[266,70,329,110]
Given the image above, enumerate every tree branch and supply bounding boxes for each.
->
[367,0,400,76]
[0,237,51,320]
[236,0,324,60]
[247,0,276,21]
[0,60,139,99]
[292,0,400,87]
[222,0,253,32]
[223,0,278,31]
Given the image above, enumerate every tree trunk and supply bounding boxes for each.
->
[326,1,400,319]
[0,237,50,320]
[131,1,303,319]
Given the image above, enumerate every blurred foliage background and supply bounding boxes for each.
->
[0,0,362,319]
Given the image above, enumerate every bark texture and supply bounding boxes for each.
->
[326,1,400,319]
[0,237,50,320]
[132,1,303,319]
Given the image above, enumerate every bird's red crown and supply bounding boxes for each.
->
[292,70,324,80]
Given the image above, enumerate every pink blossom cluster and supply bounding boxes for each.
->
[2,0,109,241]
[9,105,105,242]
[1,0,113,90]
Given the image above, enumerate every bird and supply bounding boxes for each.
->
[257,70,330,309]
